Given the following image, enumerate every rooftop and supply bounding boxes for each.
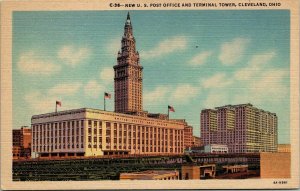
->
[202,103,276,115]
[31,108,186,126]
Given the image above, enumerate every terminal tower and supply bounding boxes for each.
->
[114,13,143,115]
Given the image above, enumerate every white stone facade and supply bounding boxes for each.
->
[31,108,185,157]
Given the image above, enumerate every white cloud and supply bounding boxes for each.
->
[234,68,255,81]
[202,73,233,89]
[248,69,289,101]
[170,84,199,103]
[219,38,250,65]
[84,80,104,98]
[48,82,82,96]
[202,50,288,108]
[235,51,276,80]
[58,45,91,67]
[106,38,121,56]
[189,51,212,66]
[144,84,199,106]
[24,91,54,114]
[144,86,170,103]
[17,52,61,75]
[248,51,276,67]
[24,91,80,114]
[203,91,231,109]
[141,36,188,59]
[100,67,114,84]
[25,82,83,114]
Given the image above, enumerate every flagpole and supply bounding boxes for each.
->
[104,94,106,111]
[168,106,169,119]
[55,103,57,113]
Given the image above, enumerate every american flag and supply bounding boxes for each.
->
[104,92,111,99]
[56,101,61,107]
[168,105,175,112]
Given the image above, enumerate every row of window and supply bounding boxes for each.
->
[87,122,182,136]
[33,128,84,139]
[87,135,183,145]
[32,143,84,152]
[33,135,84,144]
[32,121,84,131]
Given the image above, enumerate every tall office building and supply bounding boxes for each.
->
[114,12,143,115]
[201,103,277,153]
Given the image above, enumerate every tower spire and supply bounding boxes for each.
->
[126,12,131,25]
[127,12,130,20]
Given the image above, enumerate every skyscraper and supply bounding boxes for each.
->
[201,104,278,153]
[114,12,143,115]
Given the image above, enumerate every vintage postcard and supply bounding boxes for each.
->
[1,0,299,189]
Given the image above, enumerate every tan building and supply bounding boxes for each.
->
[260,152,290,178]
[222,165,248,173]
[13,126,31,158]
[184,126,193,149]
[201,104,278,153]
[181,165,200,179]
[114,12,143,115]
[277,144,291,152]
[120,170,179,180]
[182,164,216,179]
[192,136,202,147]
[31,108,185,157]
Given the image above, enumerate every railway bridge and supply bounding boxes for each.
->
[13,153,260,181]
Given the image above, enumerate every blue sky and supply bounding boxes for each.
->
[13,10,290,143]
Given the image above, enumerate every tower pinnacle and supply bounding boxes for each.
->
[124,12,133,38]
[127,12,130,20]
[126,12,131,25]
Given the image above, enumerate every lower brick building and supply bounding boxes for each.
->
[260,152,290,178]
[31,108,186,157]
[12,126,31,159]
[201,103,277,153]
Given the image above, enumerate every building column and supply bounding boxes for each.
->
[148,127,151,153]
[116,123,120,151]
